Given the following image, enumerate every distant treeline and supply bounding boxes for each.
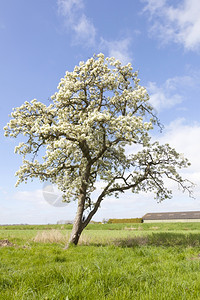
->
[107,218,143,224]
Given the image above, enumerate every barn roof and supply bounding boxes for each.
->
[142,211,200,220]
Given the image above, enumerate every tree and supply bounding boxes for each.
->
[4,53,193,247]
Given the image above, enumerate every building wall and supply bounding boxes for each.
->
[143,219,200,223]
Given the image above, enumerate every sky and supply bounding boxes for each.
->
[0,0,200,224]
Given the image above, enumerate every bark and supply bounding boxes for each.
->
[65,162,91,248]
[65,193,85,248]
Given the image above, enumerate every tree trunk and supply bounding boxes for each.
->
[64,178,114,249]
[66,221,83,247]
[65,193,85,248]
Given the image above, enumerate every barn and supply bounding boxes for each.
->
[142,211,200,223]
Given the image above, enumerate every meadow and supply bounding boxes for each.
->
[1,222,200,299]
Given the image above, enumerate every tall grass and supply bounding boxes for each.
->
[33,230,92,246]
[1,243,200,299]
[34,229,67,243]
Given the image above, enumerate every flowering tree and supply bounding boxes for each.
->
[4,54,193,247]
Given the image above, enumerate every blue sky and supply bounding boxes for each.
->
[1,0,200,224]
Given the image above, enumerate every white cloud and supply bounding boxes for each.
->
[154,118,200,198]
[0,186,8,195]
[148,81,182,112]
[147,78,180,112]
[73,15,96,46]
[13,189,49,207]
[147,74,196,112]
[158,118,200,171]
[142,0,167,15]
[100,37,132,64]
[0,188,77,225]
[57,0,133,64]
[143,0,200,51]
[58,0,84,16]
[57,0,96,46]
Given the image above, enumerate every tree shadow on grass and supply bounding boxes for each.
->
[111,233,200,248]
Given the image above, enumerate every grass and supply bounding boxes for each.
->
[1,223,200,299]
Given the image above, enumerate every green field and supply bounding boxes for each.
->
[1,223,200,299]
